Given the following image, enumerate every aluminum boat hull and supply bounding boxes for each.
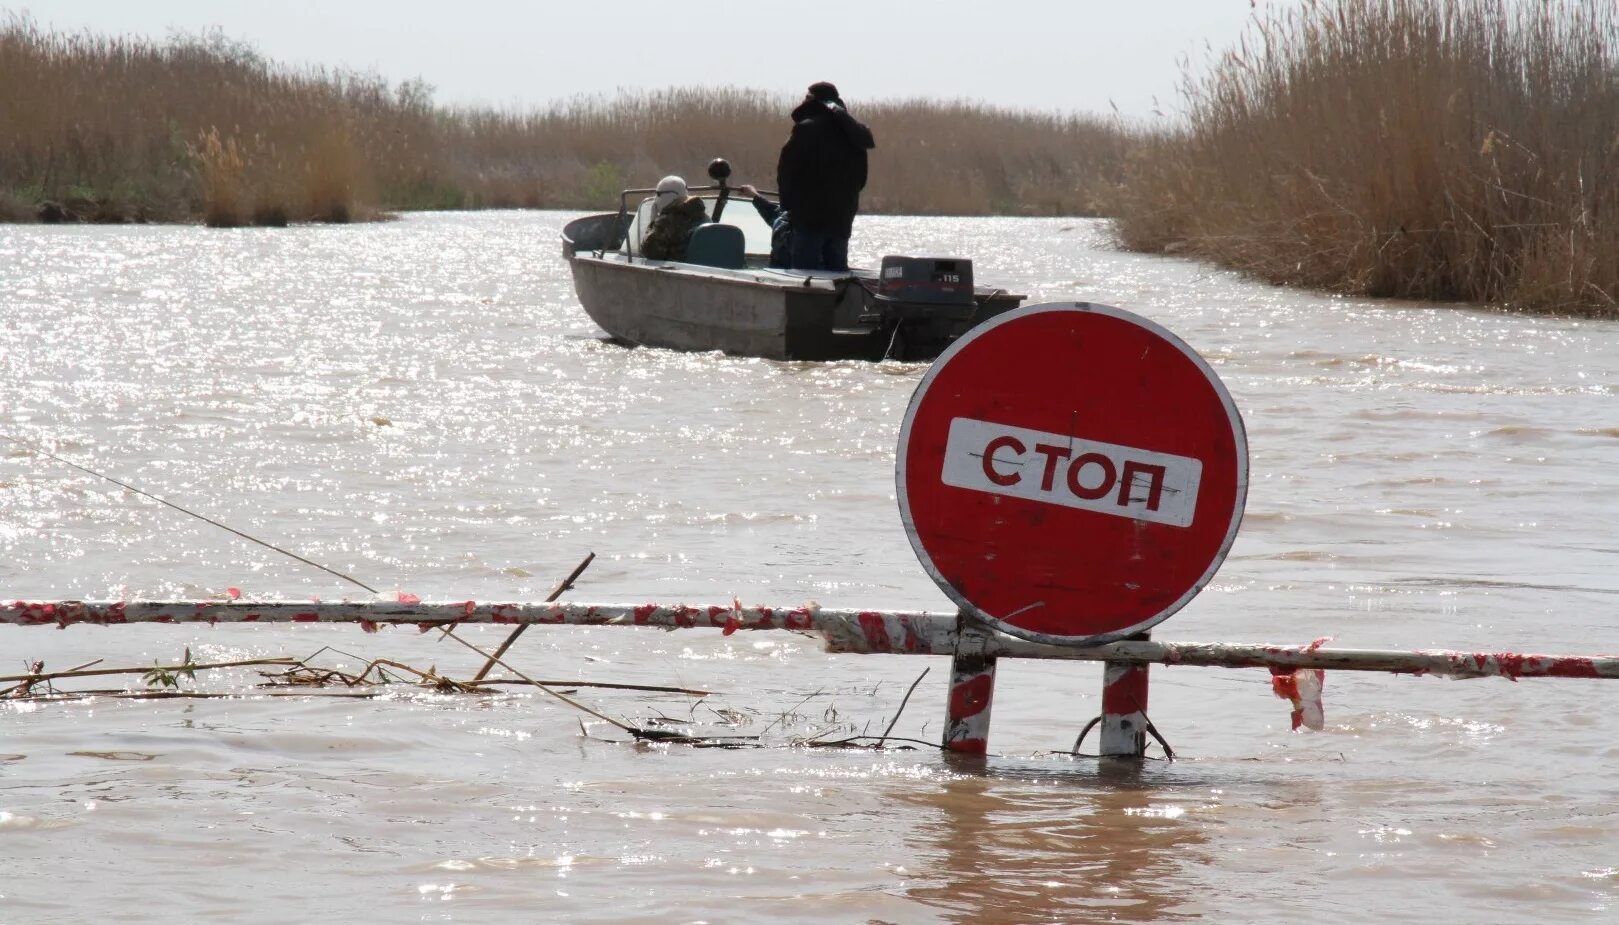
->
[561,212,1023,361]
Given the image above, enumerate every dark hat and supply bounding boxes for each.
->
[807,81,841,103]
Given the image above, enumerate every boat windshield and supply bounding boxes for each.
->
[626,193,775,259]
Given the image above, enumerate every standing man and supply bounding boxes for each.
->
[776,81,876,272]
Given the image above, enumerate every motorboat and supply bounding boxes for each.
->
[559,160,1025,361]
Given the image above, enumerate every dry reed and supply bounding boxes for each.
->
[1113,0,1619,316]
[0,17,1131,224]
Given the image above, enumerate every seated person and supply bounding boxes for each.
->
[738,183,792,269]
[641,175,709,261]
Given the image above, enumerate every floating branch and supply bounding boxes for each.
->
[466,678,709,696]
[4,650,708,704]
[257,662,708,697]
[0,656,297,695]
[18,690,398,702]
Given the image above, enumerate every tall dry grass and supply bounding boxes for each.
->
[1114,0,1619,315]
[0,18,1132,224]
[0,21,400,224]
[450,88,1138,214]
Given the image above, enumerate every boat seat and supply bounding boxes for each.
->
[684,223,746,269]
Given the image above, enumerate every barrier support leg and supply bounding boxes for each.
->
[943,610,997,755]
[1100,636,1151,759]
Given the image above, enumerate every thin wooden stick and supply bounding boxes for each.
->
[471,551,595,681]
[0,657,106,697]
[18,690,395,702]
[757,687,826,738]
[0,657,297,686]
[2,435,379,594]
[805,735,946,751]
[261,666,373,687]
[353,658,478,692]
[466,678,710,696]
[436,625,638,733]
[879,667,931,741]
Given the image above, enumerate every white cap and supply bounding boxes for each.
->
[653,175,688,214]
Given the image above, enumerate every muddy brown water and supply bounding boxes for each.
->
[2,212,1617,922]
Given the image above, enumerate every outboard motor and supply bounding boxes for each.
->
[865,256,982,361]
[873,256,977,321]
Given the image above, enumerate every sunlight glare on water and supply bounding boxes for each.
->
[2,212,1618,922]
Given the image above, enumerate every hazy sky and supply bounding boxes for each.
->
[22,1,1304,118]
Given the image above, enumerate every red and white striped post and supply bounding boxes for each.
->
[943,610,997,755]
[1099,641,1150,758]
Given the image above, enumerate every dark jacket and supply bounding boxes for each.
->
[776,99,876,237]
[748,197,792,268]
[641,196,708,260]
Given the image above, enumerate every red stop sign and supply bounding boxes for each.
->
[897,302,1248,644]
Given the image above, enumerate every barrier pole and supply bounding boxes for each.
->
[943,609,997,755]
[8,601,1619,682]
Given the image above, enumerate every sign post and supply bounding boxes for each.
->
[941,609,997,754]
[897,302,1248,755]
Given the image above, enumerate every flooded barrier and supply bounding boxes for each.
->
[8,597,1618,758]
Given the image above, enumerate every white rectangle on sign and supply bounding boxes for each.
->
[940,417,1203,527]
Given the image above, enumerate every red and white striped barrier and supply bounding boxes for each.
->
[9,599,1619,757]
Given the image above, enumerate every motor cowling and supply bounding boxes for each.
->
[874,256,976,320]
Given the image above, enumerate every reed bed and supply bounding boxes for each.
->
[0,18,1130,225]
[1113,0,1619,315]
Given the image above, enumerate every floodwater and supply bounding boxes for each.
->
[2,212,1617,923]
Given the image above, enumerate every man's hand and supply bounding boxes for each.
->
[738,184,759,199]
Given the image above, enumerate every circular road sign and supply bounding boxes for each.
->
[897,302,1248,645]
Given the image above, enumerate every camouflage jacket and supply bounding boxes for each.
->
[641,197,709,260]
